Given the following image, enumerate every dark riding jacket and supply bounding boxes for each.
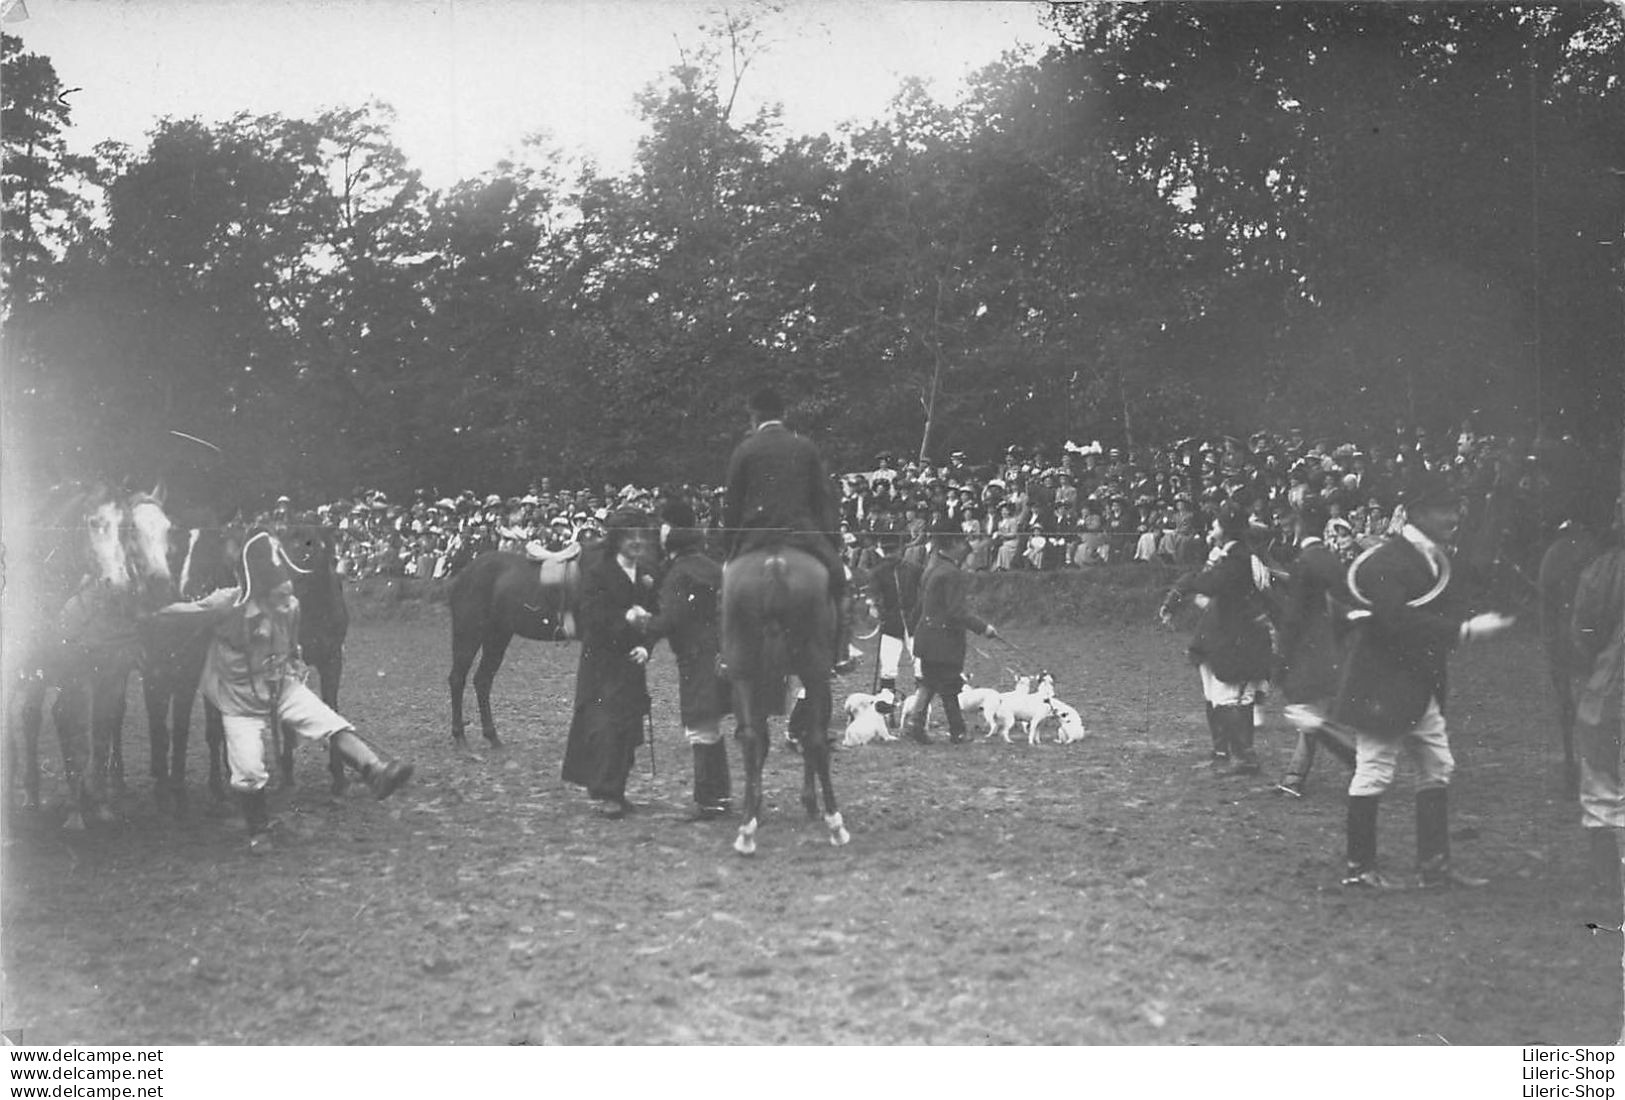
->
[1329,527,1469,738]
[866,555,922,640]
[1166,541,1274,686]
[723,421,841,566]
[1275,538,1351,704]
[912,550,988,668]
[646,549,728,727]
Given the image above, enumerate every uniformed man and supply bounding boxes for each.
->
[1331,474,1514,888]
[864,528,923,724]
[901,528,999,745]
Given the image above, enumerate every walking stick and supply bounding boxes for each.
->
[646,710,657,779]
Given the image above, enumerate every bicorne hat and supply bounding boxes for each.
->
[237,530,309,607]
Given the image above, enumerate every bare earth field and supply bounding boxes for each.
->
[3,601,1618,1045]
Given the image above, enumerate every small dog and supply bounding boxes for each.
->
[1050,699,1087,744]
[958,686,1003,734]
[843,692,897,747]
[992,672,1056,744]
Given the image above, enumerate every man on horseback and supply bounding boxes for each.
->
[723,386,852,674]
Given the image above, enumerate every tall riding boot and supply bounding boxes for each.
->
[832,587,855,675]
[1223,706,1261,775]
[1416,786,1486,888]
[691,742,731,818]
[239,787,272,854]
[1342,795,1392,887]
[902,687,935,744]
[1588,828,1623,897]
[329,729,414,801]
[943,692,968,744]
[1205,702,1228,765]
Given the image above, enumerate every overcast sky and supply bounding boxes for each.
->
[11,0,1053,188]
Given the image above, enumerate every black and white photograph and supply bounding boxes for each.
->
[2,0,1623,1070]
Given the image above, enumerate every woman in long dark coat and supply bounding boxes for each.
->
[561,511,657,817]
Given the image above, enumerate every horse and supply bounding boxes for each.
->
[277,522,350,792]
[720,545,849,856]
[139,516,238,811]
[1537,521,1606,794]
[7,483,176,827]
[447,548,582,747]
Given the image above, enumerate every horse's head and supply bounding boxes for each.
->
[278,524,335,575]
[124,492,177,603]
[84,496,129,590]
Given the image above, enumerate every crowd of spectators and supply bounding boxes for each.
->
[259,423,1596,582]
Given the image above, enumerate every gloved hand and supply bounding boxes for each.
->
[1460,611,1515,642]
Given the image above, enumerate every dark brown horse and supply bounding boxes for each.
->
[140,515,238,811]
[448,549,583,746]
[1537,521,1606,794]
[278,522,350,792]
[7,484,176,826]
[721,546,848,856]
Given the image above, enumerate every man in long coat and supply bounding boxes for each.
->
[902,528,998,745]
[1329,475,1513,888]
[647,500,732,819]
[561,511,658,818]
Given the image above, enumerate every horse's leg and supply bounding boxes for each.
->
[88,670,129,823]
[168,673,200,817]
[733,680,765,857]
[801,669,848,846]
[472,629,513,746]
[204,700,228,804]
[320,650,347,794]
[449,631,480,747]
[15,673,46,812]
[143,672,168,788]
[53,682,90,830]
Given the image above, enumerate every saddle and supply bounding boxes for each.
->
[524,542,581,639]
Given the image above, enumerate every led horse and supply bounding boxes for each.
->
[721,546,849,856]
[8,484,175,826]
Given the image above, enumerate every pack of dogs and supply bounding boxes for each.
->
[843,668,1086,748]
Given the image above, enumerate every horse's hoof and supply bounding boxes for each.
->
[330,777,348,797]
[483,732,503,748]
[734,819,758,856]
[825,812,850,847]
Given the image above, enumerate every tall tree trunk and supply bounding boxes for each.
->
[917,275,946,463]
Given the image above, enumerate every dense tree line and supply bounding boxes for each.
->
[3,3,1620,507]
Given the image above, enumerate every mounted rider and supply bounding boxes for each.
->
[722,386,852,674]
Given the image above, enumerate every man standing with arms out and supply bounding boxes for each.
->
[1333,474,1513,888]
[723,386,851,674]
[865,528,922,725]
[901,527,999,745]
[1569,498,1622,904]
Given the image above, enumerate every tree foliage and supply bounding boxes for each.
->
[4,4,1620,506]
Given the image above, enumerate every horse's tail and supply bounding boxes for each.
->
[756,554,793,703]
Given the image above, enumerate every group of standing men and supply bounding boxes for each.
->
[1162,473,1622,895]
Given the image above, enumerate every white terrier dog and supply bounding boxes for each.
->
[958,686,1003,734]
[1050,699,1087,744]
[842,692,897,747]
[992,672,1056,744]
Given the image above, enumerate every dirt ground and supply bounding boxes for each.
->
[3,605,1619,1045]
